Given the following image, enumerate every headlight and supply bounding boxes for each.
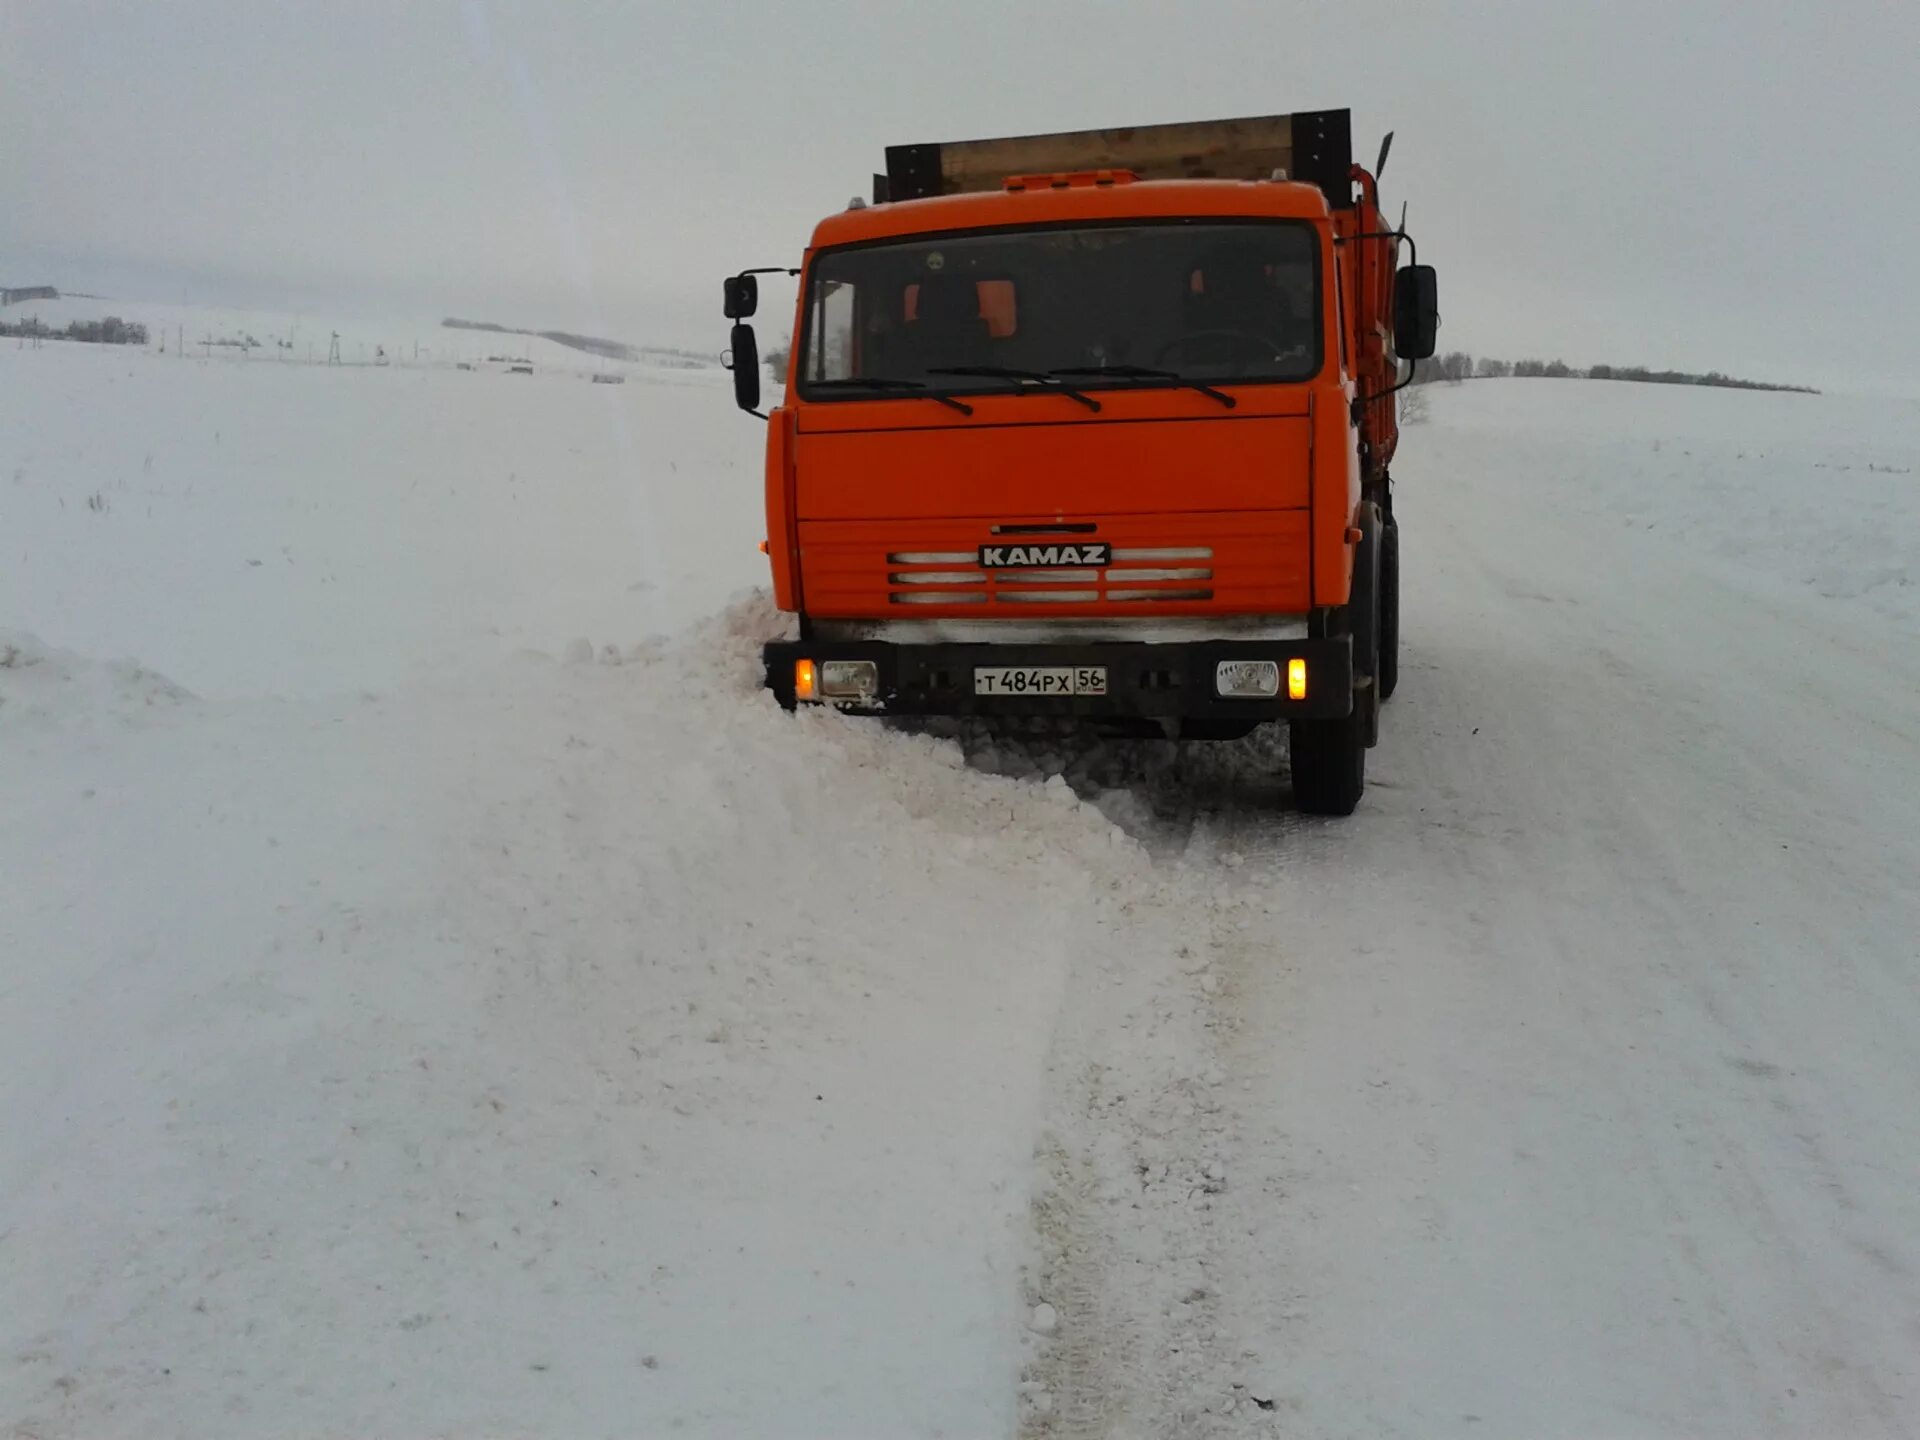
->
[819,659,879,699]
[1215,659,1280,698]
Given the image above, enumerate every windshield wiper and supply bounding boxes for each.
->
[926,365,1102,412]
[809,377,973,415]
[1049,365,1236,409]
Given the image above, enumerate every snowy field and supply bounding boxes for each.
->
[0,329,741,699]
[4,324,1919,1439]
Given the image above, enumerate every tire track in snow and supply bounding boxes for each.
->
[930,717,1327,1434]
[1016,892,1232,1438]
[1013,843,1307,1437]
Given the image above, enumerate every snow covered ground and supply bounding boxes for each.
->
[4,331,1918,1438]
[0,335,747,698]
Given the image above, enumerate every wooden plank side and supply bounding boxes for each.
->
[931,115,1295,193]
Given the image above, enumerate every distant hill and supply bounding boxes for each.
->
[438,317,714,370]
[443,317,632,360]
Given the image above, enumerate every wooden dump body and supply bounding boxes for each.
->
[883,109,1353,207]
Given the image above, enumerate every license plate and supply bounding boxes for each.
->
[973,666,1108,697]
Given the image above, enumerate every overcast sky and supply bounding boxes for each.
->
[5,0,1916,392]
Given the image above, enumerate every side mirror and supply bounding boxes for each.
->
[723,274,759,319]
[1393,264,1438,360]
[727,322,761,412]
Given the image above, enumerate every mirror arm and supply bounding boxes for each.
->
[725,266,801,319]
[1334,229,1416,268]
[733,266,801,283]
[1340,227,1422,423]
[1352,355,1418,427]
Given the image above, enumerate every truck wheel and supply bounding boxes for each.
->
[1289,704,1366,815]
[1379,519,1400,701]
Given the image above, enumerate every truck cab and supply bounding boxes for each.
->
[725,109,1436,814]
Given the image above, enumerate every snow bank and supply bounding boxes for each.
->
[0,629,192,724]
[1,596,1214,1439]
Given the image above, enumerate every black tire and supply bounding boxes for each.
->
[1289,704,1366,815]
[1379,518,1400,701]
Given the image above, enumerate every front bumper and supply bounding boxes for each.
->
[763,637,1353,719]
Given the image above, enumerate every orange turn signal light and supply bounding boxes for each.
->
[794,658,818,702]
[758,539,770,554]
[1287,658,1308,701]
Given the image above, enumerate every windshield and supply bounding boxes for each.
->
[798,220,1320,398]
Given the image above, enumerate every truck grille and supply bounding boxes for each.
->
[796,512,1311,618]
[884,547,1215,605]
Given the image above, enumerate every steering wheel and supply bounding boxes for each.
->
[1153,329,1286,367]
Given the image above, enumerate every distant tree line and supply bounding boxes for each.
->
[1410,350,1816,394]
[0,314,149,346]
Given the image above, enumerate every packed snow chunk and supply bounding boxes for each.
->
[0,629,192,725]
[1028,1302,1061,1336]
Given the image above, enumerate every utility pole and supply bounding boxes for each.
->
[327,331,341,365]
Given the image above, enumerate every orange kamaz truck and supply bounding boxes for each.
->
[723,109,1437,814]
